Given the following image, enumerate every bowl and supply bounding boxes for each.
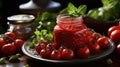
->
[83,16,119,35]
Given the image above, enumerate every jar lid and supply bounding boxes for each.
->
[7,14,35,24]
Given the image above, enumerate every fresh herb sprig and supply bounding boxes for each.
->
[60,2,87,17]
[28,12,57,48]
[28,29,54,48]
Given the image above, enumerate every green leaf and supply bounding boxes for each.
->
[101,0,119,6]
[0,57,6,64]
[41,12,50,21]
[77,5,87,15]
[87,8,100,19]
[106,58,113,64]
[41,30,47,36]
[67,2,77,16]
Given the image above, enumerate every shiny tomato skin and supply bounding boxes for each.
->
[89,43,100,54]
[50,49,62,60]
[97,36,110,49]
[35,44,42,53]
[110,30,120,43]
[3,32,17,43]
[116,44,120,55]
[0,39,5,50]
[46,43,53,51]
[40,43,46,49]
[40,48,51,58]
[35,43,46,53]
[61,48,74,60]
[51,43,58,49]
[77,47,90,58]
[14,39,24,50]
[107,26,120,37]
[92,32,102,40]
[1,43,16,55]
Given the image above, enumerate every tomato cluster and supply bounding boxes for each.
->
[107,23,120,55]
[34,32,110,60]
[0,32,24,56]
[108,24,120,43]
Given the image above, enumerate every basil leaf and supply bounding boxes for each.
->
[87,8,100,19]
[77,5,87,15]
[67,2,77,16]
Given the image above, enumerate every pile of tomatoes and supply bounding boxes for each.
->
[34,32,110,60]
[0,32,24,56]
[107,22,120,55]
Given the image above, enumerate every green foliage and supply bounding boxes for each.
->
[60,2,87,17]
[87,0,120,21]
[28,29,53,48]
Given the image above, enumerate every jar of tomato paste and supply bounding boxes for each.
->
[7,14,35,40]
[54,14,92,50]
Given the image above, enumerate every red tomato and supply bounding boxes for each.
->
[0,39,5,50]
[92,32,102,40]
[46,43,53,51]
[35,43,46,53]
[58,45,66,53]
[40,43,46,49]
[77,47,90,58]
[40,48,51,58]
[97,36,110,49]
[61,48,74,60]
[89,43,100,54]
[3,32,16,43]
[50,49,62,60]
[35,44,42,53]
[116,44,120,55]
[1,43,16,55]
[51,43,58,49]
[110,30,120,43]
[107,26,120,37]
[14,39,24,50]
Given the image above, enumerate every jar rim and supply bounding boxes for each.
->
[7,14,35,24]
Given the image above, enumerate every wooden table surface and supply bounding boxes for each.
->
[0,52,120,67]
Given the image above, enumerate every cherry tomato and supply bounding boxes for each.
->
[51,43,58,49]
[3,32,16,43]
[46,43,53,51]
[58,45,66,53]
[40,48,51,58]
[40,43,46,49]
[61,48,74,60]
[1,43,16,55]
[50,49,61,60]
[116,44,120,55]
[92,32,102,40]
[89,43,100,54]
[110,30,120,43]
[13,39,24,50]
[34,44,42,53]
[107,26,120,37]
[0,39,5,50]
[77,46,90,58]
[35,43,46,53]
[97,36,110,49]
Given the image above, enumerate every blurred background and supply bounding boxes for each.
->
[0,0,102,33]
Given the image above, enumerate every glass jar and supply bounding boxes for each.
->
[54,14,92,50]
[7,14,35,40]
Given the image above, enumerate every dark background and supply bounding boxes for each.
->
[0,0,102,33]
